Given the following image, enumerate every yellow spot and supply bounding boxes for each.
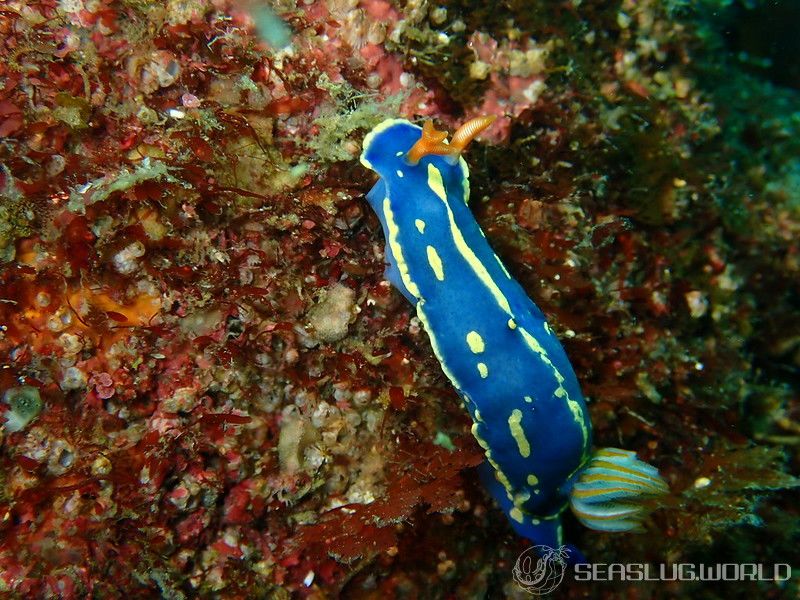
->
[513,491,531,506]
[477,362,489,378]
[510,508,525,524]
[427,163,448,201]
[396,169,404,178]
[383,197,421,300]
[415,219,426,234]
[527,474,539,486]
[426,245,445,281]
[524,395,533,403]
[474,409,482,421]
[544,322,554,335]
[466,331,485,354]
[430,163,513,315]
[532,518,541,525]
[508,409,531,458]
[508,318,517,329]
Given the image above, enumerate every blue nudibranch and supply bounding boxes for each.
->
[361,117,668,551]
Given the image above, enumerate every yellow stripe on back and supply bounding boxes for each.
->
[428,163,513,315]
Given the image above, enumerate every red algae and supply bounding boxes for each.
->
[0,0,798,598]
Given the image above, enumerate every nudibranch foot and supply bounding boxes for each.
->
[479,461,565,549]
[569,447,669,533]
[365,180,418,304]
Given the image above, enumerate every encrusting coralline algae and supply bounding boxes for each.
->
[0,0,798,597]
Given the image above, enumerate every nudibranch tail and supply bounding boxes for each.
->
[569,448,669,533]
[479,461,565,549]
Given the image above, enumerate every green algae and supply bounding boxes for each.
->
[0,166,33,263]
[306,74,404,164]
[67,158,181,213]
[3,386,43,432]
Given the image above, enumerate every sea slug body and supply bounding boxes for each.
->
[361,118,668,552]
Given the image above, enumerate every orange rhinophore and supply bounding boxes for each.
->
[405,120,451,164]
[449,115,497,154]
[405,116,496,165]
